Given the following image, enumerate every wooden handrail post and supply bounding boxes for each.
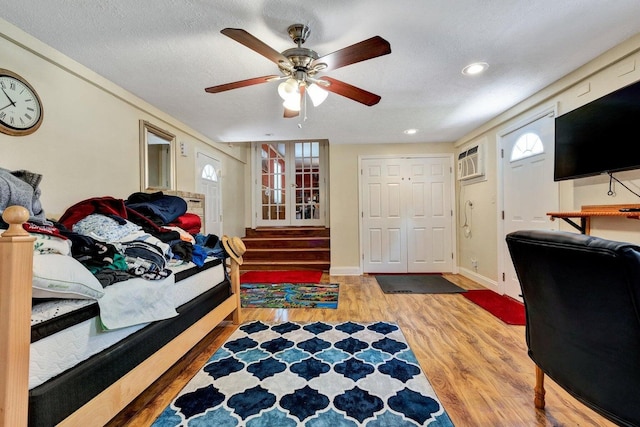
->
[0,206,35,427]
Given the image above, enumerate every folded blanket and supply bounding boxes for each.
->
[126,191,188,225]
[0,167,50,225]
[169,212,201,234]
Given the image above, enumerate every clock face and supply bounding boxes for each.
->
[0,69,43,136]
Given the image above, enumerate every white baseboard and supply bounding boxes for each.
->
[457,267,499,293]
[329,266,361,276]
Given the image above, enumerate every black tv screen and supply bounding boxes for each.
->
[554,79,640,181]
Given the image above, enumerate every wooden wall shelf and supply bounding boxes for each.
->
[547,204,640,234]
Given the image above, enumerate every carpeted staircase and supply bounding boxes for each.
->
[240,227,330,271]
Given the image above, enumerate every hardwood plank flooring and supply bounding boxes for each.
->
[108,273,615,426]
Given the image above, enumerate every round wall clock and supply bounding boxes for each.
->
[0,69,43,136]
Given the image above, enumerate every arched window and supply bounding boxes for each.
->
[201,164,218,181]
[511,132,544,161]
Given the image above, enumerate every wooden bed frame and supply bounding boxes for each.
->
[0,205,242,426]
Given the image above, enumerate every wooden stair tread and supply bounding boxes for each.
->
[246,248,329,252]
[241,227,330,271]
[242,260,329,265]
[243,236,329,241]
[254,226,326,230]
[245,227,329,238]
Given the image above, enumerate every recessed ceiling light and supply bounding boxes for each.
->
[404,128,418,135]
[462,62,489,76]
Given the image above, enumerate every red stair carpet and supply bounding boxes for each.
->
[463,289,526,325]
[240,270,323,284]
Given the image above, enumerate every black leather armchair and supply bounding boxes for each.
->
[506,230,640,427]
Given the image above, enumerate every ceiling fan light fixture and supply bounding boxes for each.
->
[283,94,301,111]
[307,83,328,106]
[278,78,299,100]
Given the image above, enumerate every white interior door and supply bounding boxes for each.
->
[362,158,407,273]
[406,157,453,273]
[502,111,558,301]
[361,156,453,273]
[196,152,222,237]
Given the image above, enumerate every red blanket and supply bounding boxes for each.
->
[169,213,201,234]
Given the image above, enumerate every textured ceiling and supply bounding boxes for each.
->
[2,1,640,145]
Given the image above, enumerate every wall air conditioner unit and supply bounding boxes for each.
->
[457,143,485,181]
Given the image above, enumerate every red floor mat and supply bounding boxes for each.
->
[462,289,526,325]
[240,270,323,284]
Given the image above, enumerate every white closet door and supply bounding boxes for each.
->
[361,156,453,273]
[406,157,453,273]
[362,158,407,273]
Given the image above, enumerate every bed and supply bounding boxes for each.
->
[0,203,241,427]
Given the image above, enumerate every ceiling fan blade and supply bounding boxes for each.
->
[205,75,280,93]
[221,28,291,66]
[312,36,391,71]
[321,76,381,106]
[283,108,299,118]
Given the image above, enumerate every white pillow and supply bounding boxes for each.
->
[32,254,105,299]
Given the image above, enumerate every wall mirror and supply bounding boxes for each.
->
[139,120,176,191]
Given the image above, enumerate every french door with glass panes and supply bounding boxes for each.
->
[255,141,326,227]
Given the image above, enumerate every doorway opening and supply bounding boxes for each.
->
[253,140,328,227]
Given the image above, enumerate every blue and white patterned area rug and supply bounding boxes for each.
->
[152,320,454,426]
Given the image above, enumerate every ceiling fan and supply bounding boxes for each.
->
[204,24,391,118]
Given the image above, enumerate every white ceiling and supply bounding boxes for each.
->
[3,1,640,145]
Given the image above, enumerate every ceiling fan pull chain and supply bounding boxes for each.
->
[298,101,307,127]
[304,88,308,122]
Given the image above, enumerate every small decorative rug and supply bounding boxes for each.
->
[241,283,339,309]
[463,289,526,325]
[375,274,467,294]
[153,320,454,426]
[240,270,323,284]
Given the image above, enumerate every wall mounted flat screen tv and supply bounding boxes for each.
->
[554,79,640,181]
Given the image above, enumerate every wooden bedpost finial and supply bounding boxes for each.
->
[1,206,30,237]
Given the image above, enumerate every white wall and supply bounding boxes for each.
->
[454,33,640,287]
[328,142,454,274]
[455,136,498,287]
[0,19,248,238]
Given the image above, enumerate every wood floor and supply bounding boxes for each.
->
[107,273,615,427]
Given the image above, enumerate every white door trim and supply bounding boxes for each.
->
[358,153,457,275]
[496,103,558,295]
